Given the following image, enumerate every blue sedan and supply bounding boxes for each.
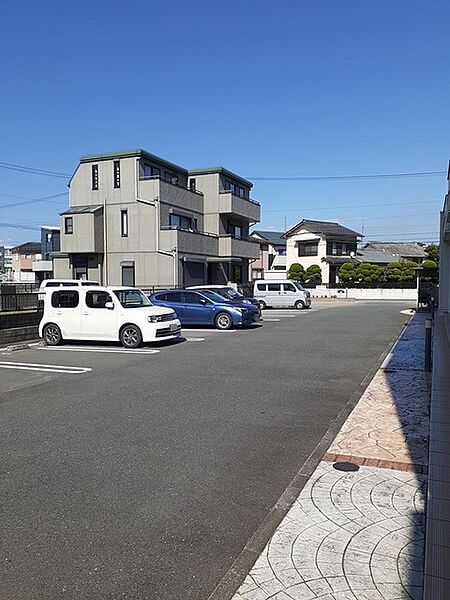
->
[149,289,261,330]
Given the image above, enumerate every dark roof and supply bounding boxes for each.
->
[11,241,41,254]
[188,167,253,188]
[284,219,363,238]
[251,230,286,246]
[79,149,188,174]
[357,248,399,264]
[61,205,103,215]
[364,242,426,258]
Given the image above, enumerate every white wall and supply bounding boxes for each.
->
[310,285,418,300]
[286,230,328,282]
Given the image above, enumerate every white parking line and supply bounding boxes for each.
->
[185,337,205,342]
[0,361,92,374]
[39,347,160,355]
[263,318,280,322]
[183,329,236,333]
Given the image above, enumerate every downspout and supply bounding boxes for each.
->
[103,197,108,285]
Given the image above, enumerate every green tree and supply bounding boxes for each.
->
[305,264,322,283]
[338,262,358,283]
[425,243,439,264]
[385,262,403,282]
[287,263,305,282]
[355,262,385,283]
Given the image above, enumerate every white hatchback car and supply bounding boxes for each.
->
[39,286,181,348]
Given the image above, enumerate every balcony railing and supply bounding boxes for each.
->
[139,175,203,196]
[219,189,260,206]
[160,226,217,239]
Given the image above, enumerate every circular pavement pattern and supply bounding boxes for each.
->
[234,462,426,600]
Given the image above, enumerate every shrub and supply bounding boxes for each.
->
[305,264,322,283]
[287,263,305,281]
[338,262,357,283]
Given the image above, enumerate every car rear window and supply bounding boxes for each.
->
[256,284,266,291]
[51,290,79,308]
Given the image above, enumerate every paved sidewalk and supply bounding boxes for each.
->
[232,312,430,600]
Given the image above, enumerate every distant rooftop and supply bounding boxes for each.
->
[61,205,103,215]
[284,219,363,238]
[364,241,427,258]
[251,230,286,247]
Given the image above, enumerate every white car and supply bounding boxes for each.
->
[39,286,181,348]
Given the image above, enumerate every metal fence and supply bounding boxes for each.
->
[0,291,40,312]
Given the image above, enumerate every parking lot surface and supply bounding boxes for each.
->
[0,301,412,599]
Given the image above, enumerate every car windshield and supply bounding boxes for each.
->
[293,281,305,291]
[113,289,153,308]
[219,287,244,300]
[200,290,230,303]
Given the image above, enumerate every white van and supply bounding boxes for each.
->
[253,279,311,309]
[38,279,99,306]
[39,286,181,348]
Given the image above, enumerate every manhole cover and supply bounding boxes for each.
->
[332,461,360,472]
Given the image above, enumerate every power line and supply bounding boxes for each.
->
[0,161,70,179]
[263,199,441,213]
[250,170,446,181]
[0,222,40,231]
[0,192,68,209]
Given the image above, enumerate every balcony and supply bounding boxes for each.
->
[218,191,260,222]
[219,235,260,260]
[32,260,53,272]
[139,176,204,213]
[160,227,218,256]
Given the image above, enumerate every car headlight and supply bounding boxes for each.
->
[235,307,248,314]
[148,315,160,323]
[243,299,251,304]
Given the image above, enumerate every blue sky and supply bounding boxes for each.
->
[1,0,449,245]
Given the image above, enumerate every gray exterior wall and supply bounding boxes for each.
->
[59,152,261,287]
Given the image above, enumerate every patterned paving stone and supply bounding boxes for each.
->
[232,463,426,600]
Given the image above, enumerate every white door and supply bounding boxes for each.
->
[81,290,117,339]
[266,283,282,307]
[49,290,82,338]
[282,282,299,307]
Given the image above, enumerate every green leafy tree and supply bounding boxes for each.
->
[355,262,385,283]
[305,264,322,283]
[420,259,439,283]
[287,263,305,282]
[422,259,438,269]
[338,262,358,283]
[425,244,439,264]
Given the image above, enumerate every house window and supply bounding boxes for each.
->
[238,187,245,198]
[297,241,318,256]
[189,178,196,192]
[92,165,99,190]
[152,166,160,177]
[225,180,236,194]
[65,217,73,234]
[164,171,172,182]
[171,175,179,186]
[229,223,243,239]
[142,163,152,178]
[113,161,121,188]
[170,214,192,229]
[121,209,128,237]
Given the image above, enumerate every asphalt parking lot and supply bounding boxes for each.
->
[0,300,413,600]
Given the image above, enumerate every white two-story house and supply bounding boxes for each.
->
[284,219,363,285]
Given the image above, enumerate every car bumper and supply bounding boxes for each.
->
[142,319,182,341]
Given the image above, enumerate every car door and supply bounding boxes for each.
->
[267,283,282,307]
[50,290,82,338]
[158,291,186,322]
[282,282,298,307]
[81,290,117,339]
[181,291,212,324]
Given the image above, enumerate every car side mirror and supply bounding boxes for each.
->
[105,301,114,310]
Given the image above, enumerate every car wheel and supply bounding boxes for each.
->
[295,300,305,310]
[258,300,267,310]
[215,312,233,330]
[43,323,62,346]
[120,324,142,348]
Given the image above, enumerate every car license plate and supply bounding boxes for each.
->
[170,323,178,332]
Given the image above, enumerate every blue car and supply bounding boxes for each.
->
[187,285,260,309]
[149,289,261,330]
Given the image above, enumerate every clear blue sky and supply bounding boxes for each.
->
[1,0,449,245]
